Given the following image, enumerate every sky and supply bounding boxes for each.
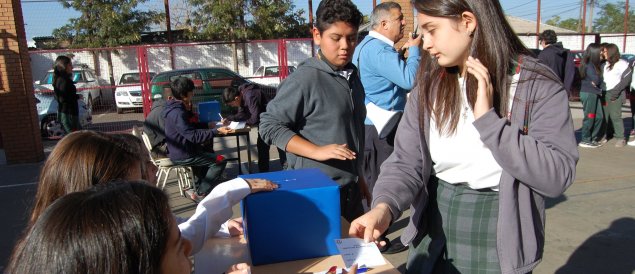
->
[19,0,613,43]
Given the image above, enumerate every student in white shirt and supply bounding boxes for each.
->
[601,43,632,147]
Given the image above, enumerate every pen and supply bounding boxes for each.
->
[218,113,224,120]
[357,267,369,273]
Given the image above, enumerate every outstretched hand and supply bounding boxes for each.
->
[312,144,356,161]
[245,178,279,193]
[348,203,392,245]
[466,56,493,119]
[226,263,250,274]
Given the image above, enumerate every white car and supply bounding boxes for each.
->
[34,64,104,110]
[250,65,296,88]
[34,91,92,138]
[114,72,156,114]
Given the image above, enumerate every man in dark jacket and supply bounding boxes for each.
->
[222,83,286,172]
[163,77,231,201]
[538,29,576,93]
[144,92,170,158]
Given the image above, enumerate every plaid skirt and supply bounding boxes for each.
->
[406,177,501,274]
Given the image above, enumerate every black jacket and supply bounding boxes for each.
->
[53,74,79,115]
[538,42,575,92]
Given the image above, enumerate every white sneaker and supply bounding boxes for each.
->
[628,139,635,146]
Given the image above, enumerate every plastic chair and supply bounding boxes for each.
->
[134,127,193,196]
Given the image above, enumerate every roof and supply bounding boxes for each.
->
[506,16,576,35]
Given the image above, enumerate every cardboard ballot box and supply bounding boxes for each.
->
[239,169,341,266]
[197,101,221,123]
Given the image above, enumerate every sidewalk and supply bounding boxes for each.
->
[0,104,634,273]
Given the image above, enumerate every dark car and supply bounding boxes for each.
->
[150,67,276,115]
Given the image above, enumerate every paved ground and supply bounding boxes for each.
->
[0,102,634,273]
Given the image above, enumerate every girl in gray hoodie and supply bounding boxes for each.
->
[349,0,579,273]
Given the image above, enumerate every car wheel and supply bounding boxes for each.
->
[117,107,123,114]
[41,115,65,138]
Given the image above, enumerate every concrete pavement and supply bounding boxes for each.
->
[0,103,633,273]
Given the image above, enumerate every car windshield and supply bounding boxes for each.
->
[119,73,156,84]
[42,71,83,84]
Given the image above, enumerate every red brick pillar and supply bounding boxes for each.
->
[0,0,44,164]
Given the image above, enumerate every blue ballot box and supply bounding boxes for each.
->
[197,101,221,123]
[240,169,341,265]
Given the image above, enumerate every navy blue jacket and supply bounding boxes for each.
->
[163,99,217,161]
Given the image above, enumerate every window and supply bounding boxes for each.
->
[264,67,279,77]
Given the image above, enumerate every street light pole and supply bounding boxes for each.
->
[624,0,629,51]
[164,0,175,69]
[582,0,587,50]
[536,0,541,48]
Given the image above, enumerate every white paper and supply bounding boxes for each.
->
[334,238,385,268]
[229,121,246,130]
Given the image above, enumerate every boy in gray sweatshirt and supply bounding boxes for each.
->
[259,0,369,222]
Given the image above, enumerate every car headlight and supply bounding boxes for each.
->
[116,91,129,96]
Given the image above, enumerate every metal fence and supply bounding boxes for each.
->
[29,38,314,138]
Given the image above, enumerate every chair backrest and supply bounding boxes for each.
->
[140,131,154,155]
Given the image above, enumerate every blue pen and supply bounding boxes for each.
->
[357,265,369,273]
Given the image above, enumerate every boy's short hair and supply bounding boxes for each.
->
[315,0,363,33]
[222,87,240,104]
[170,77,194,100]
[539,30,557,45]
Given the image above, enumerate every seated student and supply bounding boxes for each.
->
[222,84,287,172]
[144,89,172,158]
[26,130,278,265]
[7,181,251,274]
[164,77,232,201]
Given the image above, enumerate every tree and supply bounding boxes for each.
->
[593,1,635,33]
[249,0,310,39]
[545,15,580,31]
[53,0,163,48]
[52,0,163,88]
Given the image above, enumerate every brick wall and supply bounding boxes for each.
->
[0,0,44,164]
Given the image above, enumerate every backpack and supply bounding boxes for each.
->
[563,49,576,95]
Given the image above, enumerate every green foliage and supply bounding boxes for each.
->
[593,1,635,33]
[546,15,580,31]
[52,0,163,48]
[187,0,310,41]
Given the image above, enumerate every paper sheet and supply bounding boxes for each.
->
[229,121,246,130]
[334,238,385,268]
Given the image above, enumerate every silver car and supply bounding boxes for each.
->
[34,91,92,138]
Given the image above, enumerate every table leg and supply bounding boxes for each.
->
[246,132,252,174]
[236,135,242,174]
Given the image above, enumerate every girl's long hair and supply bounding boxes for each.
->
[579,43,602,79]
[413,0,532,135]
[605,43,621,70]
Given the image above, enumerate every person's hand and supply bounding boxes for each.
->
[312,144,356,161]
[403,32,422,49]
[245,178,279,193]
[466,56,493,119]
[217,127,235,135]
[349,203,392,245]
[358,176,371,207]
[222,118,231,126]
[226,263,250,274]
[227,217,244,236]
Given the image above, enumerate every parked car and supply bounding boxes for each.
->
[114,72,156,114]
[34,91,92,138]
[33,64,105,110]
[249,65,296,87]
[150,67,276,115]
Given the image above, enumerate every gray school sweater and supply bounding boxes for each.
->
[372,56,579,274]
[259,57,366,186]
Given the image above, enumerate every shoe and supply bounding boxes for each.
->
[628,139,635,146]
[598,137,608,145]
[615,139,626,148]
[578,141,600,148]
[186,189,205,203]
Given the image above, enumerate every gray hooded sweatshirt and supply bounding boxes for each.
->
[372,56,579,274]
[259,56,366,186]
